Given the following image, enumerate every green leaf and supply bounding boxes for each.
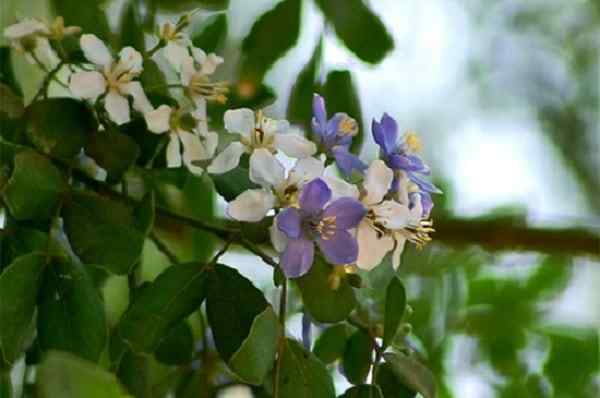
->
[315,0,393,64]
[207,264,277,384]
[241,0,302,82]
[287,39,322,129]
[3,151,67,221]
[36,351,129,398]
[297,257,357,323]
[149,0,229,11]
[119,118,163,165]
[37,258,107,362]
[116,350,152,398]
[383,277,407,349]
[0,253,46,367]
[62,191,151,275]
[277,339,336,398]
[155,322,193,365]
[313,323,352,364]
[339,385,384,398]
[0,83,23,119]
[0,47,21,96]
[375,362,417,398]
[119,0,145,51]
[25,98,96,160]
[0,226,47,270]
[85,128,140,183]
[383,353,437,398]
[323,70,363,154]
[51,0,111,40]
[342,329,373,385]
[211,162,259,201]
[110,263,208,361]
[0,371,11,398]
[191,14,228,54]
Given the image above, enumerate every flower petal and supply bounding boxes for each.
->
[249,148,285,188]
[281,238,314,278]
[69,71,106,100]
[363,159,393,205]
[277,207,302,239]
[262,117,289,137]
[3,19,46,39]
[180,55,196,86]
[179,130,208,175]
[120,81,153,114]
[316,229,358,265]
[166,132,182,168]
[80,34,112,67]
[228,189,275,222]
[299,178,331,217]
[391,232,408,270]
[144,104,172,134]
[312,94,327,130]
[104,90,130,125]
[322,197,366,230]
[224,108,255,140]
[119,47,143,74]
[270,221,288,253]
[372,200,411,230]
[200,53,223,75]
[202,132,219,159]
[206,141,246,174]
[332,146,367,177]
[165,41,189,72]
[286,157,324,188]
[191,47,206,64]
[322,174,360,201]
[273,129,317,158]
[356,220,394,270]
[372,113,398,155]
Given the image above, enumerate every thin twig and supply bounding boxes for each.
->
[238,238,278,268]
[150,232,180,265]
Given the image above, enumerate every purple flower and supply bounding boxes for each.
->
[312,94,367,177]
[276,178,366,278]
[372,113,442,199]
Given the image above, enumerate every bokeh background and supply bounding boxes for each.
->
[2,0,599,397]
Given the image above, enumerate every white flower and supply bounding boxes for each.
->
[144,105,218,175]
[356,160,431,270]
[227,155,324,222]
[208,108,316,177]
[179,54,227,108]
[69,34,153,125]
[3,19,60,68]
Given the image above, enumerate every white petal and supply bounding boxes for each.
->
[69,71,106,100]
[32,38,59,69]
[227,189,275,222]
[323,174,360,201]
[118,47,143,74]
[372,200,411,230]
[191,47,206,64]
[144,105,172,134]
[203,132,219,159]
[165,41,189,72]
[179,130,212,174]
[200,53,223,75]
[3,19,46,39]
[262,117,289,137]
[249,148,285,188]
[180,55,196,86]
[286,157,324,188]
[392,233,408,270]
[80,34,112,67]
[356,220,394,270]
[224,108,255,140]
[206,141,246,174]
[270,221,287,253]
[166,132,182,168]
[395,171,411,205]
[104,90,130,125]
[273,131,316,158]
[363,159,394,205]
[120,81,153,114]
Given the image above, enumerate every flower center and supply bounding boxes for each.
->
[312,216,337,240]
[404,132,422,152]
[188,73,229,104]
[338,116,358,136]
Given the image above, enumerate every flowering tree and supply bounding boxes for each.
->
[0,7,443,398]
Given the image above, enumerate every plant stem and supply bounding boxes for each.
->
[32,60,66,102]
[273,278,288,398]
[150,232,180,265]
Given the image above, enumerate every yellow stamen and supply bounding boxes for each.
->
[404,131,422,152]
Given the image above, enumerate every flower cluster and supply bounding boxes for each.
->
[4,14,440,279]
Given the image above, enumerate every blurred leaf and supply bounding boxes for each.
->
[192,14,228,53]
[110,262,208,361]
[0,226,47,269]
[323,70,363,154]
[375,362,417,398]
[37,258,107,362]
[149,0,229,11]
[37,351,128,398]
[0,47,21,96]
[155,322,194,365]
[85,128,140,183]
[339,385,384,398]
[0,83,23,119]
[119,0,145,51]
[207,264,277,384]
[211,154,259,201]
[383,277,407,349]
[62,191,152,275]
[241,0,302,81]
[117,350,152,398]
[342,329,373,385]
[297,257,357,323]
[51,0,110,42]
[287,39,322,129]
[315,0,393,64]
[277,339,336,398]
[25,98,96,161]
[0,253,46,368]
[383,353,437,398]
[525,256,572,300]
[119,118,163,166]
[313,323,352,364]
[0,372,11,398]
[3,151,67,221]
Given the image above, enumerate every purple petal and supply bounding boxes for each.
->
[277,208,302,239]
[332,146,367,177]
[408,172,442,194]
[313,94,327,127]
[317,229,358,265]
[372,113,398,155]
[388,153,429,173]
[299,178,332,216]
[322,197,366,229]
[417,192,434,218]
[281,238,315,278]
